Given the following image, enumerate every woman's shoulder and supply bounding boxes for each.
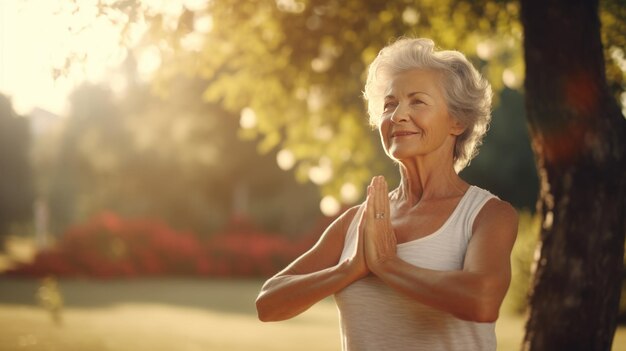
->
[483,197,517,217]
[472,194,518,233]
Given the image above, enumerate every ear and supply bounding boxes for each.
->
[450,119,466,136]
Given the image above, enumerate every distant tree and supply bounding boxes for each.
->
[0,95,34,247]
[40,75,322,237]
[43,85,132,234]
[520,0,626,349]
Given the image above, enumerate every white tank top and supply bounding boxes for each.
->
[334,185,497,351]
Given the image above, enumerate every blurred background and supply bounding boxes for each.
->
[0,0,624,350]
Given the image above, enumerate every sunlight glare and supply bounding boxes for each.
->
[311,57,331,73]
[181,32,205,52]
[137,46,162,82]
[308,157,333,185]
[0,0,146,115]
[80,18,129,82]
[340,182,360,204]
[402,8,420,26]
[276,0,306,13]
[609,46,626,72]
[183,0,210,11]
[109,72,128,97]
[320,195,340,216]
[276,149,296,171]
[194,15,214,34]
[240,107,257,129]
[476,41,495,61]
[502,68,521,89]
[144,0,184,31]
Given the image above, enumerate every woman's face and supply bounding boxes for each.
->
[379,69,464,162]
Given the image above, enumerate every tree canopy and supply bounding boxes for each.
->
[49,0,624,213]
[53,0,527,209]
[78,0,624,209]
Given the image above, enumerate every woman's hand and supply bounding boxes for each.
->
[363,176,397,273]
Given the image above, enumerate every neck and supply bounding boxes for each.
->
[394,154,467,207]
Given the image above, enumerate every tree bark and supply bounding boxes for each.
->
[520,0,626,350]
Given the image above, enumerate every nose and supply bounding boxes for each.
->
[390,102,410,124]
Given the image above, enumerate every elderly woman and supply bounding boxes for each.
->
[255,38,518,351]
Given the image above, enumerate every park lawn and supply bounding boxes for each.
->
[0,278,624,351]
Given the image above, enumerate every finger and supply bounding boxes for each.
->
[366,185,375,220]
[375,176,385,217]
[366,177,376,216]
[383,178,391,218]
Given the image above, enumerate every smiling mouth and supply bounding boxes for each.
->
[391,131,419,138]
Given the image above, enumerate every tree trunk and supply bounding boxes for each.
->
[520,0,626,350]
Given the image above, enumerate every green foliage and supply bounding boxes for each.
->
[81,0,524,206]
[59,0,624,207]
[600,0,626,103]
[460,88,539,209]
[193,0,525,202]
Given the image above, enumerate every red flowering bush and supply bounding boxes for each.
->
[5,212,316,279]
[204,215,314,277]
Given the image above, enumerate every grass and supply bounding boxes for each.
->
[0,278,625,351]
[0,278,340,351]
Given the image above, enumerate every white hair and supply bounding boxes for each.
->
[363,38,493,172]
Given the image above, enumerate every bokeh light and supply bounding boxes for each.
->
[319,195,340,216]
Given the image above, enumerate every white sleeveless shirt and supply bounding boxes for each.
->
[334,185,497,351]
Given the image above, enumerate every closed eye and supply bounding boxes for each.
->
[411,99,425,105]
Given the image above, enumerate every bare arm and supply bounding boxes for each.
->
[255,205,367,322]
[364,176,518,322]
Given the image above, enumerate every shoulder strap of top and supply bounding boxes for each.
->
[459,186,498,242]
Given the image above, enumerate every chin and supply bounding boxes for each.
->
[385,137,424,158]
[387,147,419,161]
